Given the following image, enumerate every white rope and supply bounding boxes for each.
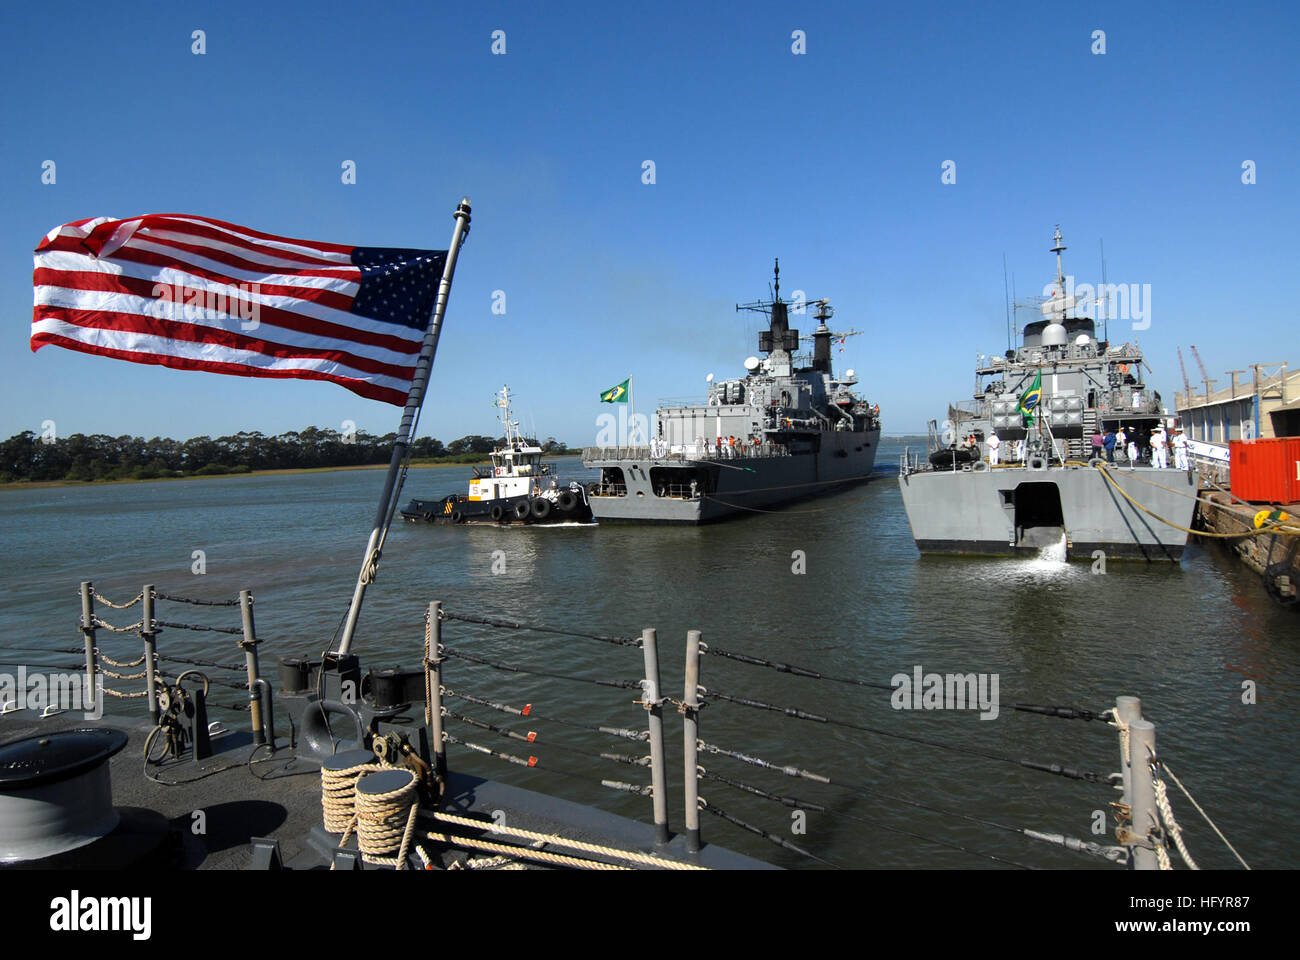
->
[1152,776,1199,870]
[1162,761,1250,870]
[94,591,143,609]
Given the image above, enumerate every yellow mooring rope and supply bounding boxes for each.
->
[1093,464,1300,539]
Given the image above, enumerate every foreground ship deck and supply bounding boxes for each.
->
[0,709,772,871]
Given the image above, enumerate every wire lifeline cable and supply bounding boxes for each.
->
[695,799,843,868]
[701,644,1109,720]
[696,739,1122,866]
[708,690,1109,783]
[440,647,641,689]
[443,709,648,768]
[440,611,641,649]
[698,768,1038,870]
[442,688,648,742]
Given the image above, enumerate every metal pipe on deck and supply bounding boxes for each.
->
[682,629,702,853]
[141,584,159,726]
[640,628,670,844]
[240,590,264,745]
[249,677,276,752]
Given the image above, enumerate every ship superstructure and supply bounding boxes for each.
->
[899,228,1197,560]
[583,262,881,523]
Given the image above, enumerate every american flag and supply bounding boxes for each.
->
[31,214,448,406]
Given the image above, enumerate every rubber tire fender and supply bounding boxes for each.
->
[531,497,552,521]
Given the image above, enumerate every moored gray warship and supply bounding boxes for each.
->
[899,228,1198,560]
[583,263,882,522]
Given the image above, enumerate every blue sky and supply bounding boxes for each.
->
[2,0,1296,442]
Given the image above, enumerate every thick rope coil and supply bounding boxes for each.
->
[320,761,382,833]
[94,591,143,609]
[354,773,419,863]
[1153,775,1199,869]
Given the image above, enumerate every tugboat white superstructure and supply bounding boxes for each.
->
[402,385,593,525]
[583,262,882,523]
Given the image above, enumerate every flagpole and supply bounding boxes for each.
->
[630,375,636,446]
[334,198,471,657]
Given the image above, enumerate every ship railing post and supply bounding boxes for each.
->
[682,629,702,853]
[428,601,447,782]
[239,589,264,745]
[79,580,98,714]
[640,627,670,844]
[1129,718,1160,870]
[1114,696,1141,816]
[141,584,159,726]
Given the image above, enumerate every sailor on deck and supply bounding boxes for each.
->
[1150,428,1168,469]
[986,431,1000,466]
[1126,434,1139,465]
[1172,428,1189,470]
[1115,427,1128,461]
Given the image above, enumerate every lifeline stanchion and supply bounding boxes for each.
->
[682,629,702,853]
[79,580,98,715]
[1113,696,1142,827]
[239,589,264,745]
[1129,719,1160,871]
[428,600,447,781]
[141,584,159,725]
[639,627,669,844]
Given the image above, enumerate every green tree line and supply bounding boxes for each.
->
[0,428,573,483]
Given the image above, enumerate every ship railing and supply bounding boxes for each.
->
[582,444,792,463]
[27,582,280,751]
[591,482,628,497]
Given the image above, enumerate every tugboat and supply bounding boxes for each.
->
[899,227,1197,560]
[581,261,882,522]
[401,385,593,525]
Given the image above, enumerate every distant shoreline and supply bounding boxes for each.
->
[0,455,583,491]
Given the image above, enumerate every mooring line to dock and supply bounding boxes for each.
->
[708,689,1109,782]
[440,611,641,648]
[697,768,1039,870]
[440,647,641,689]
[1094,464,1300,538]
[443,688,648,742]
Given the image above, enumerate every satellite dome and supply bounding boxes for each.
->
[1041,322,1067,347]
[744,357,760,371]
[1074,334,1091,346]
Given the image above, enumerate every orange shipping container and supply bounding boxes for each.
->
[1230,437,1300,503]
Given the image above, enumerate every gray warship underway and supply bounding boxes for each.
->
[583,263,882,522]
[899,228,1198,560]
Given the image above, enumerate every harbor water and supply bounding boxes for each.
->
[1,439,1295,869]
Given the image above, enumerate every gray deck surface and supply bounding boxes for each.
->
[0,709,774,870]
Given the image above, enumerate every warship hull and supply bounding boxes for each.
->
[585,430,880,523]
[898,464,1199,561]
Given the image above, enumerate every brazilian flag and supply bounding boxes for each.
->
[1017,370,1042,425]
[599,378,630,403]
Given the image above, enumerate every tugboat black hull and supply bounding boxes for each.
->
[401,490,594,525]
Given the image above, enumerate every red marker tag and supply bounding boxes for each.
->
[526,731,537,742]
[521,703,532,716]
[527,756,538,767]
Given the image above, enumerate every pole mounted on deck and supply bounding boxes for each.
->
[333,199,472,657]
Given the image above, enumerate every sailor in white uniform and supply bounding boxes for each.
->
[1150,428,1168,469]
[1115,428,1128,462]
[987,431,1000,466]
[1172,428,1190,470]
